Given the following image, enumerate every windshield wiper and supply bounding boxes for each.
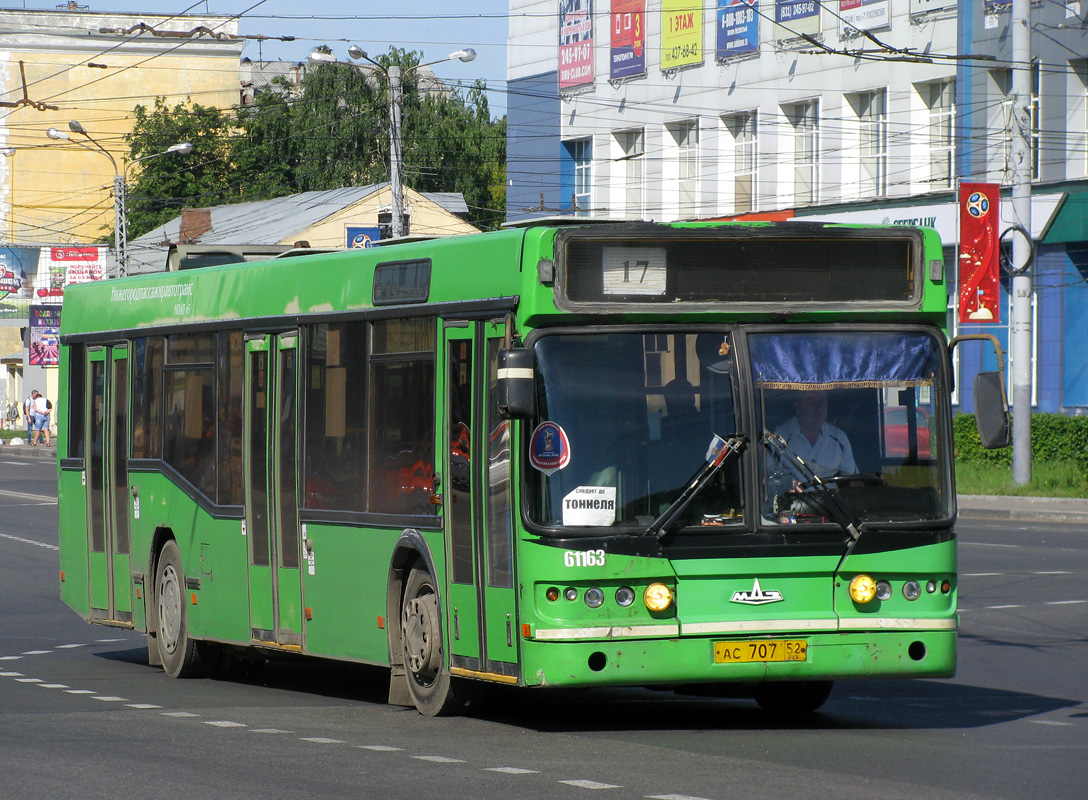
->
[762,431,863,546]
[645,434,747,539]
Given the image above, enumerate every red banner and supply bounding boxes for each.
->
[958,182,1000,324]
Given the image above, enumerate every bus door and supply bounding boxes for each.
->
[442,320,519,680]
[244,331,303,648]
[86,344,133,625]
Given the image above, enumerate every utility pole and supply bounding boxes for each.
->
[388,64,405,239]
[1010,0,1033,484]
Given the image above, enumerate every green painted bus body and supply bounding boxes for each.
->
[57,221,957,701]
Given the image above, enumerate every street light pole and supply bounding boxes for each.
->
[47,122,191,277]
[310,46,476,240]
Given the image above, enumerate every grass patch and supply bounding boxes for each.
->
[0,429,29,442]
[955,459,1088,498]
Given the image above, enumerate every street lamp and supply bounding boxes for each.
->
[308,46,477,239]
[46,121,192,276]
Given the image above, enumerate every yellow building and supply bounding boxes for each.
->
[0,5,243,247]
[0,5,242,424]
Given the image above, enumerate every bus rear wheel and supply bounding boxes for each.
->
[753,680,834,714]
[155,540,216,678]
[401,567,463,716]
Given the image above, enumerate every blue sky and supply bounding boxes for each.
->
[26,2,512,115]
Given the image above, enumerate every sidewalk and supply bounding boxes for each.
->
[957,494,1088,525]
[5,438,1085,523]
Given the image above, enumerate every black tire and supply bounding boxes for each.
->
[401,567,463,716]
[155,540,216,678]
[753,680,834,714]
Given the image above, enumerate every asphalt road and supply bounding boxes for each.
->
[0,451,1084,800]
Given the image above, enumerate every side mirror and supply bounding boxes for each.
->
[974,371,1011,449]
[948,333,1011,450]
[497,348,535,419]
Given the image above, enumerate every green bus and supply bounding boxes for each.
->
[57,221,1008,716]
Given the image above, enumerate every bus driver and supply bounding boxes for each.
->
[775,390,855,479]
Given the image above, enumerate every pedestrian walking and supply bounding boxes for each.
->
[31,391,52,446]
[24,390,36,444]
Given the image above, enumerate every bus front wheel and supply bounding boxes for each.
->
[401,567,462,716]
[155,540,216,678]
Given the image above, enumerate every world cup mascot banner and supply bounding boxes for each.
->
[957,182,1000,324]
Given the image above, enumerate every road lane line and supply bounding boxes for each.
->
[299,737,345,744]
[559,780,623,789]
[412,755,466,763]
[206,721,247,728]
[357,745,403,751]
[485,767,540,774]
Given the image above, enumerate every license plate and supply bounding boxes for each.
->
[713,639,807,664]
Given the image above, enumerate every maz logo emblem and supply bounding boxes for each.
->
[731,578,784,605]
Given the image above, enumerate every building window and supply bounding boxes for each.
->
[1071,60,1088,179]
[565,138,592,216]
[920,80,954,190]
[723,111,757,213]
[668,120,699,218]
[615,128,645,218]
[784,100,819,206]
[853,89,887,197]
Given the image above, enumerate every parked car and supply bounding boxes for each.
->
[883,406,932,458]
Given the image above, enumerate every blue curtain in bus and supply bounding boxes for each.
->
[749,332,939,389]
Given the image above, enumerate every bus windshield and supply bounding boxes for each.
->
[527,331,743,531]
[526,327,952,533]
[751,329,952,525]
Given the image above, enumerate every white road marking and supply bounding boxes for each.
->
[0,671,24,676]
[1045,600,1087,605]
[985,605,1024,609]
[250,728,293,734]
[64,689,95,695]
[0,532,58,550]
[0,656,22,661]
[205,721,247,728]
[648,795,717,800]
[21,650,51,655]
[56,644,86,649]
[412,755,466,763]
[16,677,42,683]
[1029,719,1074,727]
[92,696,127,702]
[126,703,162,709]
[485,767,540,774]
[962,572,1002,577]
[559,780,623,789]
[357,745,403,751]
[161,711,200,717]
[299,737,345,744]
[36,683,69,689]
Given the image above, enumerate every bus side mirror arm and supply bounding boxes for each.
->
[497,348,535,420]
[948,333,1011,449]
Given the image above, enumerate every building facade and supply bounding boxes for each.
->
[0,5,243,420]
[507,1,1088,414]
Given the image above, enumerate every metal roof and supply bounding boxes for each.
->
[126,184,469,274]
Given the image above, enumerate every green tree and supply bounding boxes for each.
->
[124,48,507,239]
[125,97,236,238]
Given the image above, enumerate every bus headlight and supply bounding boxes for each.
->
[902,580,922,601]
[584,588,604,608]
[644,583,673,612]
[615,587,636,607]
[849,574,878,604]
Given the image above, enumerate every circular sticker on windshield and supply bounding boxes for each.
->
[529,421,570,476]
